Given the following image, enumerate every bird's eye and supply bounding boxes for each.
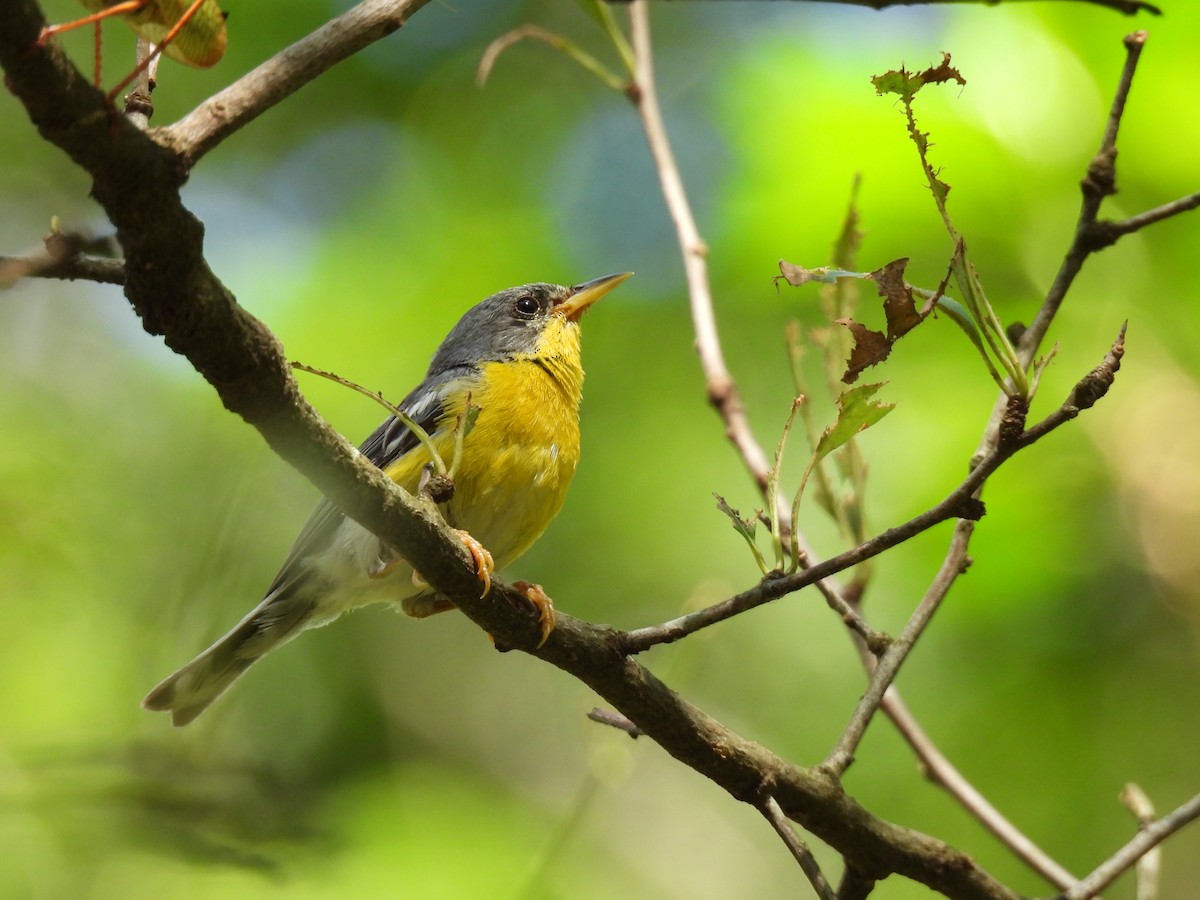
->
[514,296,540,318]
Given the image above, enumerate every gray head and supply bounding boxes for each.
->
[426,273,631,376]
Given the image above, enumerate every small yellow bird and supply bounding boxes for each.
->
[143,273,630,726]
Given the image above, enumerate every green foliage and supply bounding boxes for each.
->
[4,2,1200,898]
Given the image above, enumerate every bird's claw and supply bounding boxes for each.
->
[512,580,555,648]
[454,529,494,598]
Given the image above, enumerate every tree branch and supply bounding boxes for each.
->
[157,0,433,169]
[880,691,1079,890]
[0,251,125,286]
[1098,190,1200,243]
[618,373,1105,655]
[619,10,1162,890]
[1119,784,1161,900]
[0,4,1029,895]
[824,518,974,774]
[627,1,773,498]
[1062,792,1200,900]
[1020,31,1146,362]
[759,796,839,900]
[824,326,1124,772]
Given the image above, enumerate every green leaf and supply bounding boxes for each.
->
[815,383,895,462]
[715,494,757,542]
[714,494,769,575]
[871,67,922,103]
[872,53,964,103]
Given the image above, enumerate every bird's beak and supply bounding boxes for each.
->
[555,272,633,321]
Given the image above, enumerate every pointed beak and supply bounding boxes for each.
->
[555,272,633,321]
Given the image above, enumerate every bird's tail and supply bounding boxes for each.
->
[142,583,315,727]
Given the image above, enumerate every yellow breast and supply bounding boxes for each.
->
[378,315,586,572]
[444,350,583,569]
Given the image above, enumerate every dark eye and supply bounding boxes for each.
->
[514,295,539,318]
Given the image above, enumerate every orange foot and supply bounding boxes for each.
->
[455,529,494,599]
[512,580,556,648]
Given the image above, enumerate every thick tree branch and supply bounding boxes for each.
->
[0,4,1026,896]
[620,8,1165,891]
[158,0,433,168]
[0,0,539,649]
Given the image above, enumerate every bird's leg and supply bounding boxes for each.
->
[511,581,556,648]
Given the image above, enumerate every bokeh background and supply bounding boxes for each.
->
[3,1,1199,897]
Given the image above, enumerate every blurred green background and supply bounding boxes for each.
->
[3,1,1198,897]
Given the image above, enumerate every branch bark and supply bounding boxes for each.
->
[159,0,433,168]
[0,3,1026,896]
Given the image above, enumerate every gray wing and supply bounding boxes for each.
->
[262,366,476,595]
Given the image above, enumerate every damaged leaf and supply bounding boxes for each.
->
[835,258,935,383]
[871,52,965,103]
[837,318,890,385]
[815,383,895,462]
[715,494,769,574]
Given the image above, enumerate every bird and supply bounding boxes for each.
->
[142,272,631,726]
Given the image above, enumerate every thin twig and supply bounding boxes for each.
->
[623,0,884,652]
[121,37,155,129]
[1102,191,1200,241]
[759,795,839,900]
[824,518,974,774]
[627,0,884,668]
[827,322,1124,768]
[159,0,433,168]
[1063,792,1200,900]
[1120,784,1161,900]
[476,24,626,91]
[0,252,125,286]
[1,227,125,287]
[628,2,772,496]
[880,690,1078,890]
[1020,31,1145,362]
[619,382,1096,654]
[586,707,643,738]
